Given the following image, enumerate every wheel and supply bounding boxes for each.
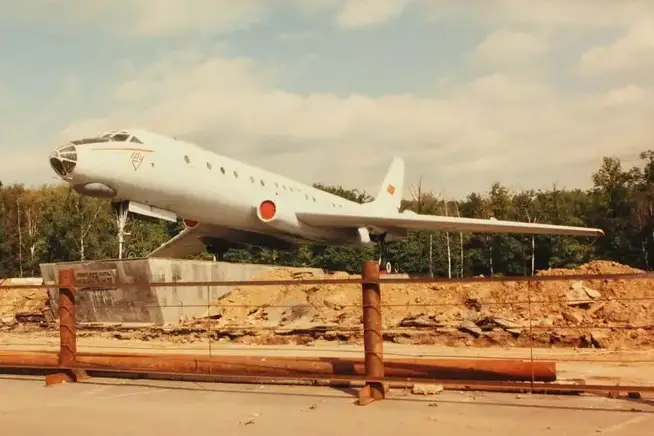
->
[375,234,395,274]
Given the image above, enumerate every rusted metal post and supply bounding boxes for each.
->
[358,260,388,405]
[45,268,87,386]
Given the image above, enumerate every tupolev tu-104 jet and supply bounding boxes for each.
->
[48,129,604,271]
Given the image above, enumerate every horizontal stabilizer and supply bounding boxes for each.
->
[296,210,605,237]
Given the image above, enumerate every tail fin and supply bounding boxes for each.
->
[369,157,404,213]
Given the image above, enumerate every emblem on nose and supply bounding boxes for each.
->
[131,151,144,170]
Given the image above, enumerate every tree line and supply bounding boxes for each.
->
[1,150,652,278]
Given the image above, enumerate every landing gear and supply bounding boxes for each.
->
[111,200,130,259]
[373,233,397,274]
[206,241,231,261]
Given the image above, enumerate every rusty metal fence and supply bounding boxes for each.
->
[1,260,653,406]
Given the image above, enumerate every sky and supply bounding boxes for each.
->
[0,0,653,199]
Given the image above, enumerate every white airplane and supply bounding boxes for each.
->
[49,129,604,270]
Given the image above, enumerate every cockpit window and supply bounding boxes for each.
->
[71,137,111,145]
[70,132,142,145]
[112,133,130,142]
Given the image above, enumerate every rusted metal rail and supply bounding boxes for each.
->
[0,350,556,381]
[0,352,651,397]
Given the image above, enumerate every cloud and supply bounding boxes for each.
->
[577,23,654,80]
[336,0,413,28]
[1,0,415,35]
[3,0,653,36]
[278,31,314,41]
[471,30,550,68]
[3,1,654,198]
[0,0,271,37]
[422,0,654,28]
[57,47,654,198]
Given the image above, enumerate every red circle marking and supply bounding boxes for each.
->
[184,219,199,228]
[259,200,276,221]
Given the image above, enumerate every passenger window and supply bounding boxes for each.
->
[130,137,143,144]
[250,176,255,183]
[260,180,265,186]
[112,133,130,142]
[305,194,309,200]
[206,162,212,170]
[184,155,190,164]
[220,167,226,174]
[233,170,238,178]
[313,197,316,202]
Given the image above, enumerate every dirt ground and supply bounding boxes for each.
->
[190,260,654,350]
[2,376,652,436]
[1,260,653,352]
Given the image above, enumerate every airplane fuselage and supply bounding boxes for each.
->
[49,129,373,247]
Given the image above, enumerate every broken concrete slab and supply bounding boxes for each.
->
[563,311,584,325]
[398,314,443,328]
[590,330,612,348]
[412,384,444,395]
[459,320,482,337]
[566,281,601,307]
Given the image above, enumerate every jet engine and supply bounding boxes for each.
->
[254,198,354,242]
[256,199,302,234]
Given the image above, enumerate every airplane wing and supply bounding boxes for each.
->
[147,222,300,258]
[147,225,209,258]
[295,210,604,237]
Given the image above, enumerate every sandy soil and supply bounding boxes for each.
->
[3,376,653,436]
[188,260,654,350]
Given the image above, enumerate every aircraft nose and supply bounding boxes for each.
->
[49,144,77,178]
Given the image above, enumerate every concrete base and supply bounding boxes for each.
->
[39,258,288,325]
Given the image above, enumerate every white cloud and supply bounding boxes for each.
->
[278,30,314,41]
[472,30,550,67]
[1,0,414,34]
[3,0,654,36]
[0,0,271,37]
[336,0,413,28]
[288,0,413,27]
[422,0,654,28]
[577,23,654,80]
[4,1,654,197]
[57,49,654,197]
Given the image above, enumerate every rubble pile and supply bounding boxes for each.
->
[0,278,52,325]
[2,261,651,351]
[182,260,653,350]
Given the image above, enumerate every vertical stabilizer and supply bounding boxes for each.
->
[368,157,404,213]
